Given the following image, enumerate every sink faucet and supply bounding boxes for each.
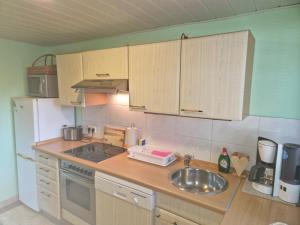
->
[183,154,193,167]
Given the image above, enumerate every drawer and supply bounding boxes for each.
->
[36,152,58,169]
[37,174,58,194]
[37,163,58,181]
[39,187,60,219]
[156,208,199,225]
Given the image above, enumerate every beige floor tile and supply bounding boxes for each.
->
[0,204,55,225]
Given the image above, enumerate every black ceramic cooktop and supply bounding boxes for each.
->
[64,142,126,163]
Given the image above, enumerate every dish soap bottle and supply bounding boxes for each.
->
[218,147,230,173]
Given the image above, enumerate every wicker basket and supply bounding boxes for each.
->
[27,54,57,75]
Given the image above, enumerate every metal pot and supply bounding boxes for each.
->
[62,126,83,141]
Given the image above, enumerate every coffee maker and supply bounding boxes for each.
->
[249,137,283,196]
[278,143,300,204]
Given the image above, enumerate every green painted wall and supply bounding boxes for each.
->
[51,5,300,119]
[0,39,46,202]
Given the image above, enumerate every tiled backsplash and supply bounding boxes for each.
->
[80,94,300,169]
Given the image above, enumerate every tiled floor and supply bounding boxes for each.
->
[0,204,56,225]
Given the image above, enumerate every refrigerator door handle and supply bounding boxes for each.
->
[17,153,35,162]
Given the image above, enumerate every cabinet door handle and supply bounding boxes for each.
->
[173,223,177,225]
[181,109,203,113]
[39,155,49,160]
[96,73,110,77]
[70,101,82,105]
[39,167,49,173]
[40,191,51,198]
[40,179,50,185]
[130,105,146,110]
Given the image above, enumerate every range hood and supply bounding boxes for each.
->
[71,79,128,94]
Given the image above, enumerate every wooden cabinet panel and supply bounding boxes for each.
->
[38,187,60,219]
[129,40,181,115]
[96,191,153,225]
[156,208,199,225]
[180,31,254,120]
[57,53,108,107]
[157,192,223,225]
[56,53,84,106]
[82,47,128,80]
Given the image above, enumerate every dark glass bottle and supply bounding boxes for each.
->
[218,147,230,173]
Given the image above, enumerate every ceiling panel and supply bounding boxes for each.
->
[200,0,235,17]
[227,0,257,13]
[0,0,299,46]
[254,0,281,10]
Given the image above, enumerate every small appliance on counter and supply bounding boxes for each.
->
[62,125,83,141]
[249,137,283,196]
[278,143,300,204]
[127,145,176,166]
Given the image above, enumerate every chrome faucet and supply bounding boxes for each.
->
[183,154,193,168]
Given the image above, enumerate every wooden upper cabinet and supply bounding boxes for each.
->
[129,40,181,115]
[56,53,107,107]
[56,53,84,106]
[180,31,255,120]
[82,46,128,80]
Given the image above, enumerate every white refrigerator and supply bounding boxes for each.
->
[12,97,74,211]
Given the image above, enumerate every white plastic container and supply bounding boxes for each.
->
[258,140,277,163]
[127,145,177,166]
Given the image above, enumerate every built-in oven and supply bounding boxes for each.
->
[60,160,95,225]
[28,74,58,97]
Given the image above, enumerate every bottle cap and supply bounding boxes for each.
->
[222,147,228,156]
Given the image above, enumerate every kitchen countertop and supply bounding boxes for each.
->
[33,138,300,224]
[221,180,300,225]
[33,138,240,214]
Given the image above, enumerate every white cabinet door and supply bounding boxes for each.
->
[180,31,254,120]
[82,47,128,79]
[17,155,39,211]
[56,53,84,106]
[129,40,181,115]
[96,191,152,225]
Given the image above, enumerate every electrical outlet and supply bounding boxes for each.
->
[87,125,97,134]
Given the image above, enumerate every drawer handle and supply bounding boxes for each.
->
[173,223,177,225]
[70,101,82,105]
[96,73,110,77]
[40,179,50,185]
[113,191,127,200]
[41,191,51,197]
[39,167,50,173]
[130,105,146,110]
[39,155,49,160]
[181,109,203,113]
[156,214,160,218]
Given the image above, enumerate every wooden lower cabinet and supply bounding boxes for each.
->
[36,152,60,219]
[96,190,153,225]
[156,193,223,225]
[156,208,199,225]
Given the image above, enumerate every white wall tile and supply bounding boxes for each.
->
[259,117,300,144]
[172,135,211,162]
[145,114,176,135]
[175,116,212,140]
[212,116,260,147]
[211,142,257,169]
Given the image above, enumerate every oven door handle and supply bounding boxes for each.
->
[60,170,94,186]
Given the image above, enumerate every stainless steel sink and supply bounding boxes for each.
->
[170,167,228,195]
